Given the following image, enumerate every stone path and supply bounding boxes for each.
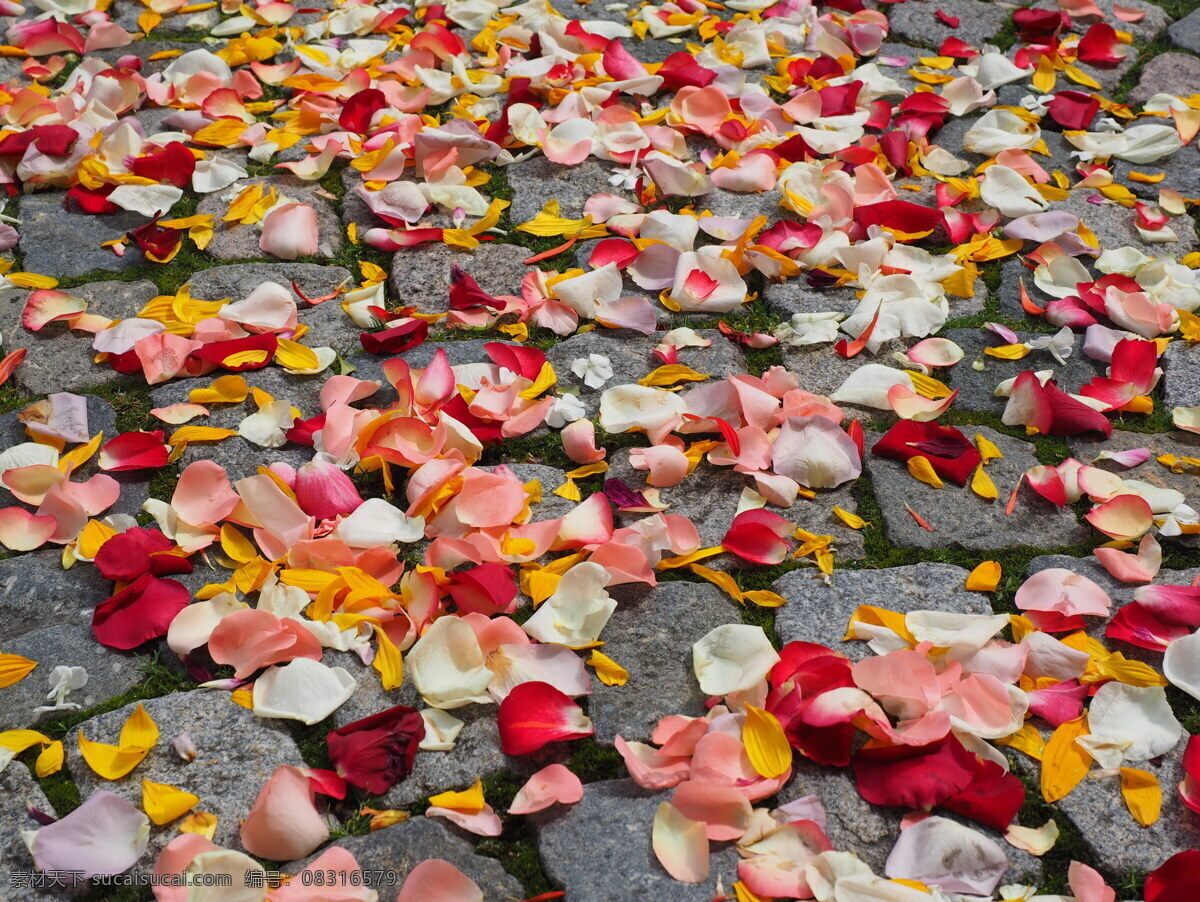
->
[0,0,1198,900]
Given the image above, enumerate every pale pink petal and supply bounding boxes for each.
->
[239,765,329,861]
[508,764,584,815]
[1085,494,1154,541]
[425,804,502,836]
[670,780,752,841]
[260,203,319,260]
[396,860,483,902]
[652,801,709,883]
[172,460,238,526]
[1015,568,1113,617]
[0,505,57,551]
[562,418,606,464]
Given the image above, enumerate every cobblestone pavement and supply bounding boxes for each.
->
[1,0,1200,899]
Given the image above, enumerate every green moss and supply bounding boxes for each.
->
[566,740,624,784]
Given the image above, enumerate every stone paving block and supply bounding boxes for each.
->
[888,0,1009,50]
[589,581,740,744]
[0,763,56,902]
[943,326,1106,415]
[864,426,1092,550]
[533,778,740,901]
[1067,428,1200,501]
[625,37,685,65]
[0,281,160,395]
[186,262,358,352]
[545,328,747,416]
[0,550,113,644]
[1063,189,1197,257]
[66,690,307,860]
[1032,0,1168,44]
[18,193,151,278]
[606,452,865,563]
[696,188,787,223]
[767,276,987,323]
[195,176,343,261]
[1112,142,1200,200]
[0,624,144,731]
[776,761,1044,883]
[1169,7,1200,54]
[148,366,331,478]
[781,339,913,401]
[1163,340,1200,410]
[1128,52,1200,106]
[507,156,622,225]
[285,818,524,898]
[1009,739,1199,874]
[996,256,1057,320]
[774,563,990,661]
[388,242,530,315]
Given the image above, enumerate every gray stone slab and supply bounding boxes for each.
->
[1129,52,1200,106]
[774,563,990,660]
[0,763,57,902]
[589,581,739,745]
[1032,0,1168,45]
[186,262,358,353]
[1112,142,1200,201]
[996,256,1057,320]
[865,426,1092,550]
[888,0,1009,50]
[18,193,151,278]
[0,281,160,395]
[284,818,524,898]
[1163,336,1200,410]
[65,690,306,860]
[545,328,747,417]
[0,624,143,731]
[606,452,864,563]
[0,550,113,644]
[776,761,1043,883]
[1169,7,1200,54]
[388,242,530,315]
[780,339,913,401]
[1009,738,1198,874]
[1067,429,1200,501]
[533,779,740,901]
[194,176,343,261]
[507,156,622,225]
[625,37,684,65]
[768,276,986,324]
[695,188,786,223]
[147,366,331,479]
[944,327,1106,415]
[1063,189,1197,257]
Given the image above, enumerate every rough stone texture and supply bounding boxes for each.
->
[0,625,143,731]
[1032,0,1168,44]
[774,563,990,661]
[148,366,330,478]
[606,452,865,562]
[284,818,524,898]
[780,339,913,401]
[996,256,1056,320]
[186,262,358,351]
[388,242,530,314]
[546,328,747,416]
[494,463,575,522]
[888,0,1008,50]
[1163,339,1200,410]
[194,176,343,261]
[533,779,740,900]
[0,763,57,902]
[0,550,113,644]
[698,188,787,223]
[18,193,151,278]
[1010,739,1199,874]
[1169,7,1200,54]
[1063,188,1198,257]
[66,690,306,857]
[1128,52,1200,107]
[865,426,1092,550]
[1112,141,1200,201]
[1026,553,1200,649]
[507,156,622,225]
[0,281,160,394]
[776,761,1043,883]
[589,582,739,744]
[943,327,1106,415]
